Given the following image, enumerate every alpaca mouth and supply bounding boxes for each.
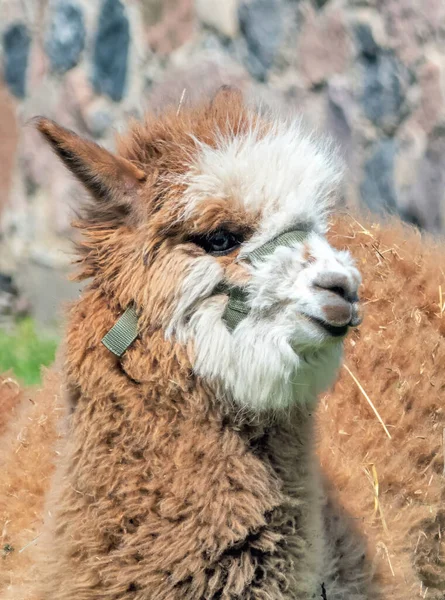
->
[306,315,350,338]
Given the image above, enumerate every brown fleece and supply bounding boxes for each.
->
[0,374,22,435]
[320,215,445,599]
[0,371,63,596]
[0,94,444,599]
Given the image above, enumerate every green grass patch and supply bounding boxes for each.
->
[0,318,58,385]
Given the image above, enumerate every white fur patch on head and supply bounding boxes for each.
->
[166,117,360,412]
[182,118,343,243]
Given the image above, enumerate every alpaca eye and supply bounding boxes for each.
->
[189,230,243,256]
[208,231,240,253]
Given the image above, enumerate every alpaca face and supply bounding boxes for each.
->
[167,121,362,411]
[36,92,361,412]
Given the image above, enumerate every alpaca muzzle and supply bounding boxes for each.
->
[313,270,362,333]
[216,228,310,331]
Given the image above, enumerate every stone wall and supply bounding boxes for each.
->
[1,0,445,321]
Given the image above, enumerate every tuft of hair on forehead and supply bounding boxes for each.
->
[181,114,344,240]
[118,87,343,243]
[116,86,252,177]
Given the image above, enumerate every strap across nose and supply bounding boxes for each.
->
[243,229,309,264]
[220,228,309,332]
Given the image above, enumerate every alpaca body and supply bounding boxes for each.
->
[39,305,369,599]
[26,90,375,598]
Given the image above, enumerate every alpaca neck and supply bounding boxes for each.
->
[41,296,326,600]
[64,289,319,480]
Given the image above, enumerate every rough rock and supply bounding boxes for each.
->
[239,0,283,81]
[92,0,130,101]
[64,67,95,116]
[0,272,29,323]
[327,75,356,129]
[297,5,350,87]
[360,139,398,214]
[414,51,445,135]
[0,83,18,216]
[21,127,58,194]
[313,0,329,8]
[2,22,31,98]
[196,0,239,38]
[394,119,427,192]
[384,0,445,66]
[45,0,85,73]
[401,128,445,232]
[326,76,354,161]
[352,9,388,57]
[362,51,410,132]
[83,97,113,138]
[146,0,196,55]
[27,43,48,92]
[140,0,163,26]
[354,22,379,60]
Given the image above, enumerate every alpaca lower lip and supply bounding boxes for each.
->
[307,316,349,337]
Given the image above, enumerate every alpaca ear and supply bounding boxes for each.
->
[35,118,146,215]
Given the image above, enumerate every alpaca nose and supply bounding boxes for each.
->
[313,272,358,304]
[313,271,362,329]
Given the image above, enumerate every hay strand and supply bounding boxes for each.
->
[344,364,392,440]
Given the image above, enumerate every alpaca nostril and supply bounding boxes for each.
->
[329,285,347,300]
[315,278,348,301]
[314,273,359,304]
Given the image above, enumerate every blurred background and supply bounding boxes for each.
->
[0,0,444,383]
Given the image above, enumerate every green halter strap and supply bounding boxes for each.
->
[101,228,308,355]
[244,229,309,265]
[213,284,250,332]
[101,304,139,357]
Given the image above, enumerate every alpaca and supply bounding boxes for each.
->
[1,215,445,599]
[14,88,376,599]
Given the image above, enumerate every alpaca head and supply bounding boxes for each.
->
[36,89,361,412]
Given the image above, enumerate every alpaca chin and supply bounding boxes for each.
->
[181,294,344,412]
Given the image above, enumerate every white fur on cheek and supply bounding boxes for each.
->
[188,298,343,411]
[165,255,223,339]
